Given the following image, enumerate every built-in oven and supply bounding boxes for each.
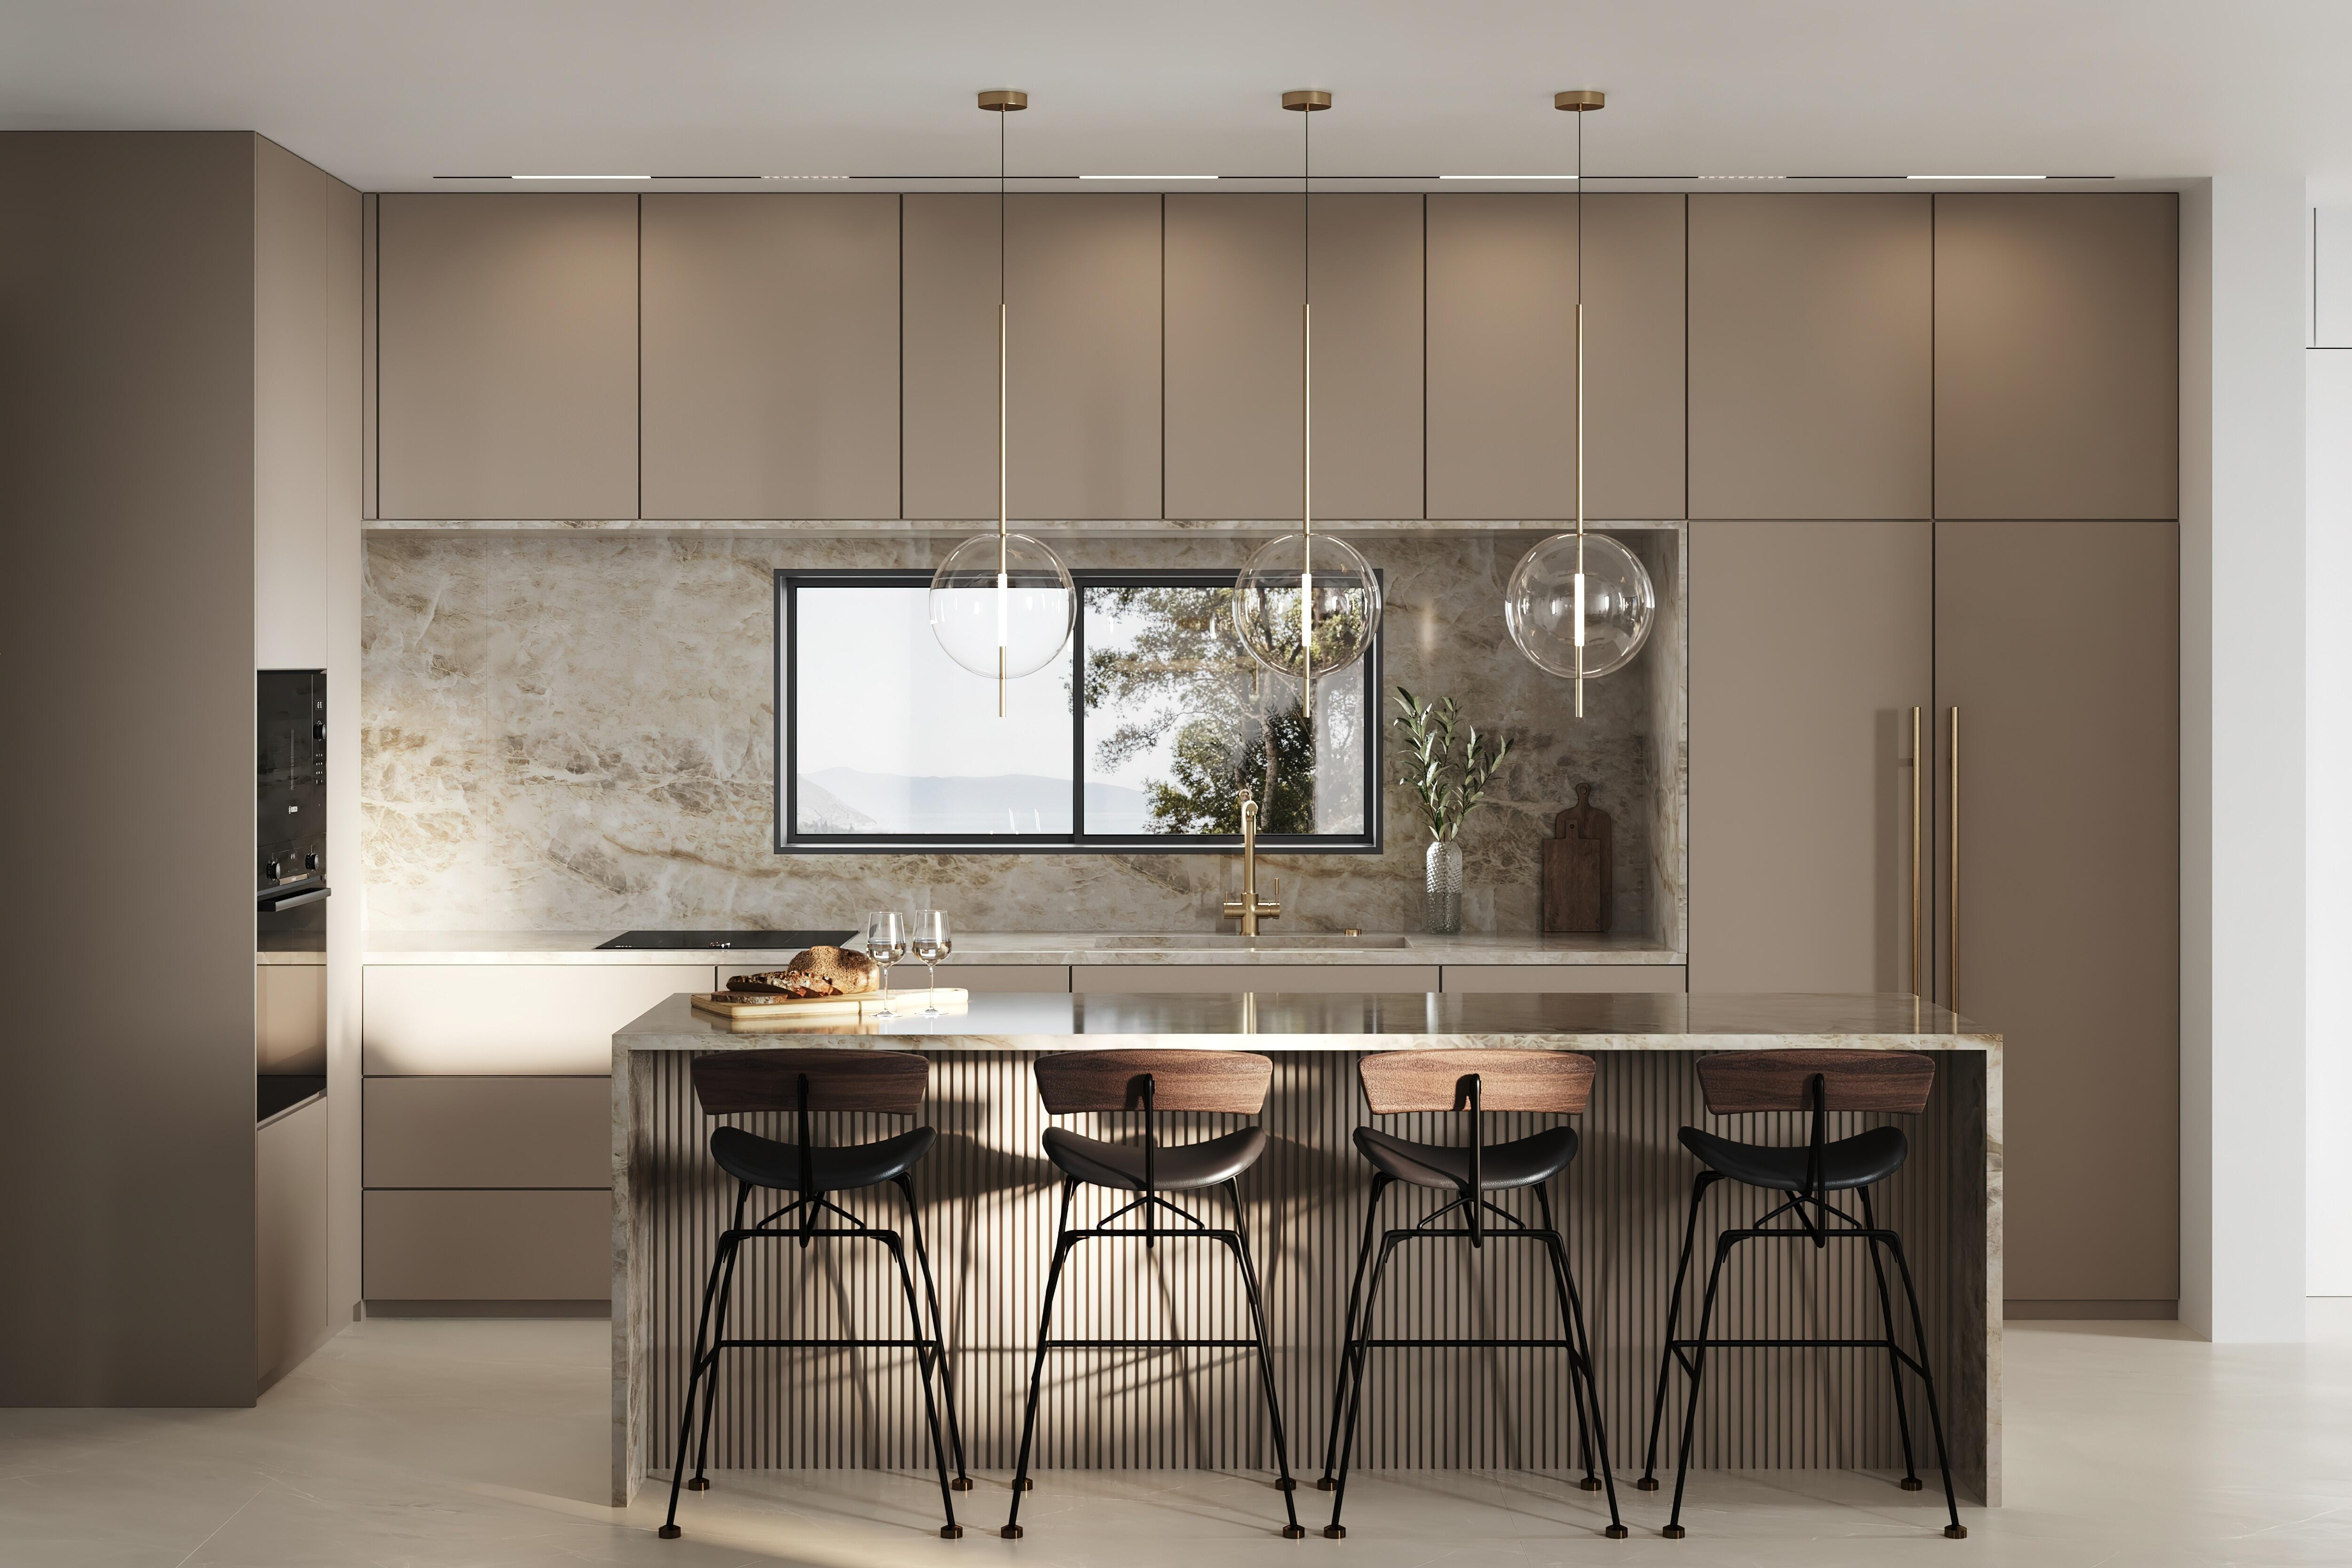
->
[257,669,329,917]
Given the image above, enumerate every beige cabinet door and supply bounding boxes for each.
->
[902,194,1162,521]
[1934,195,2178,520]
[1163,194,1425,522]
[1688,521,1933,993]
[377,194,639,520]
[1426,194,1684,521]
[1688,195,1933,521]
[1936,520,2178,1308]
[361,964,714,1074]
[640,194,900,520]
[1071,964,1441,994]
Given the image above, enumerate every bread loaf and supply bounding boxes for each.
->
[727,944,881,999]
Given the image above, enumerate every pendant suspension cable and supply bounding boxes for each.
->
[1573,103,1586,719]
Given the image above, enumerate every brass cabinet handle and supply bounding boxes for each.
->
[1910,705,1923,999]
[1948,705,1961,1015]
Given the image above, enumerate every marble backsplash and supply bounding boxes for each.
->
[361,528,1687,941]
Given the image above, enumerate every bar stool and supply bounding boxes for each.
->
[1319,1048,1627,1541]
[660,1049,969,1542]
[1001,1048,1304,1540]
[1635,1048,1964,1540]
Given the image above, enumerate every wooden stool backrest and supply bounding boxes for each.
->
[1033,1049,1273,1115]
[1358,1048,1597,1115]
[1695,1049,1935,1116]
[691,1049,930,1117]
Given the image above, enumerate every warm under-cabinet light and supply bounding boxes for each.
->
[509,173,652,180]
[1078,173,1218,180]
[1905,173,2050,181]
[1439,173,1579,180]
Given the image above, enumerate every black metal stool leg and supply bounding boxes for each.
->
[1639,1171,1716,1491]
[896,1174,972,1491]
[1884,1230,1967,1539]
[686,1198,749,1492]
[1002,1179,1077,1539]
[1859,1187,1924,1491]
[658,1204,740,1541]
[1323,1231,1400,1540]
[1223,1180,1306,1536]
[1530,1184,1602,1496]
[1318,1175,1389,1490]
[883,1232,963,1537]
[1535,1185,1627,1537]
[1662,1233,1735,1539]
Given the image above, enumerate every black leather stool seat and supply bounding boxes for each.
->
[1678,1124,1908,1193]
[709,1124,937,1191]
[1041,1125,1267,1191]
[1353,1125,1580,1190]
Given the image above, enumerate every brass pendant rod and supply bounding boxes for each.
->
[997,103,1008,716]
[1300,97,1315,720]
[1573,105,1586,720]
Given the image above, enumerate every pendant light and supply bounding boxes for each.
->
[1231,87,1382,721]
[1502,89,1655,718]
[930,88,1076,715]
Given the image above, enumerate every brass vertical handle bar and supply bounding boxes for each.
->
[1909,705,1923,999]
[1948,706,1960,1015]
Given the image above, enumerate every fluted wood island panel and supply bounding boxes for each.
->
[612,992,1999,1507]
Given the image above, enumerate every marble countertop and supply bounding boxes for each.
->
[366,930,1685,966]
[613,990,1995,1053]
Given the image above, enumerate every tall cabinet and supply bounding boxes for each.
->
[1689,192,2181,1316]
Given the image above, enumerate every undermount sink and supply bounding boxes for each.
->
[1089,933,1413,950]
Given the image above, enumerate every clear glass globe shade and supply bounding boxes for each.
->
[928,532,1076,680]
[1230,532,1382,683]
[1503,532,1656,680]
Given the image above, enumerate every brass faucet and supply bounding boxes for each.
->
[1223,795,1282,936]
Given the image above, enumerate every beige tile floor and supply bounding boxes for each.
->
[2,1308,2348,1567]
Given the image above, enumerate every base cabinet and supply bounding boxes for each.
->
[257,1094,331,1390]
[363,1189,609,1302]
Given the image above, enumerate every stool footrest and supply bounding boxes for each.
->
[1355,1337,1578,1349]
[1042,1338,1263,1349]
[715,1337,938,1350]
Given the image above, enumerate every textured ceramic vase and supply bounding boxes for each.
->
[1424,838,1464,935]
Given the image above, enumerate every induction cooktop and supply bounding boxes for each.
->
[596,929,857,951]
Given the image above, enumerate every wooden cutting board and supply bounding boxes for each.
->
[690,988,969,1021]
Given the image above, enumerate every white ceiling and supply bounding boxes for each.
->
[4,1,2348,196]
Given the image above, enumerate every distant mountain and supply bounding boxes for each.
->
[793,775,877,832]
[805,768,1149,835]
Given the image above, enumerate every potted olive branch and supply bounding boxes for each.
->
[1393,686,1512,934]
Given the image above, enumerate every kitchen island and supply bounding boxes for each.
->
[611,991,1998,1509]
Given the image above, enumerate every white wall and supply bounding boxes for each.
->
[2181,176,2309,1341]
[2307,208,2352,1295]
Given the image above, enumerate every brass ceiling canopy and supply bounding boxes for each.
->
[1281,89,1332,111]
[1554,88,1606,111]
[977,89,1028,111]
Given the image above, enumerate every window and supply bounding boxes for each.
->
[776,569,1381,853]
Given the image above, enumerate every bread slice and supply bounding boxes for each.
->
[727,944,881,999]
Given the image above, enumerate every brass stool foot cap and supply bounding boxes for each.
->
[1282,1525,1307,1538]
[1314,1476,1337,1491]
[1578,1476,1605,1491]
[657,1525,682,1540]
[1604,1526,1629,1540]
[1633,1477,1661,1491]
[1661,1525,1686,1539]
[952,1476,974,1491]
[1945,1526,1968,1539]
[684,1477,710,1491]
[1000,1526,1024,1539]
[941,1525,964,1539]
[1276,1476,1298,1491]
[1012,1477,1035,1492]
[1322,1526,1347,1539]
[1900,1477,1924,1492]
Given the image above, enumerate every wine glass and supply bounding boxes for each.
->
[911,911,952,1017]
[866,911,906,1019]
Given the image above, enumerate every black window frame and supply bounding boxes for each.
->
[775,567,1383,855]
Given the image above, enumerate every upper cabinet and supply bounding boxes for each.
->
[1163,194,1424,521]
[1934,194,2178,520]
[1688,195,1933,520]
[376,194,639,520]
[1426,194,1684,521]
[903,194,1161,521]
[640,196,900,520]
